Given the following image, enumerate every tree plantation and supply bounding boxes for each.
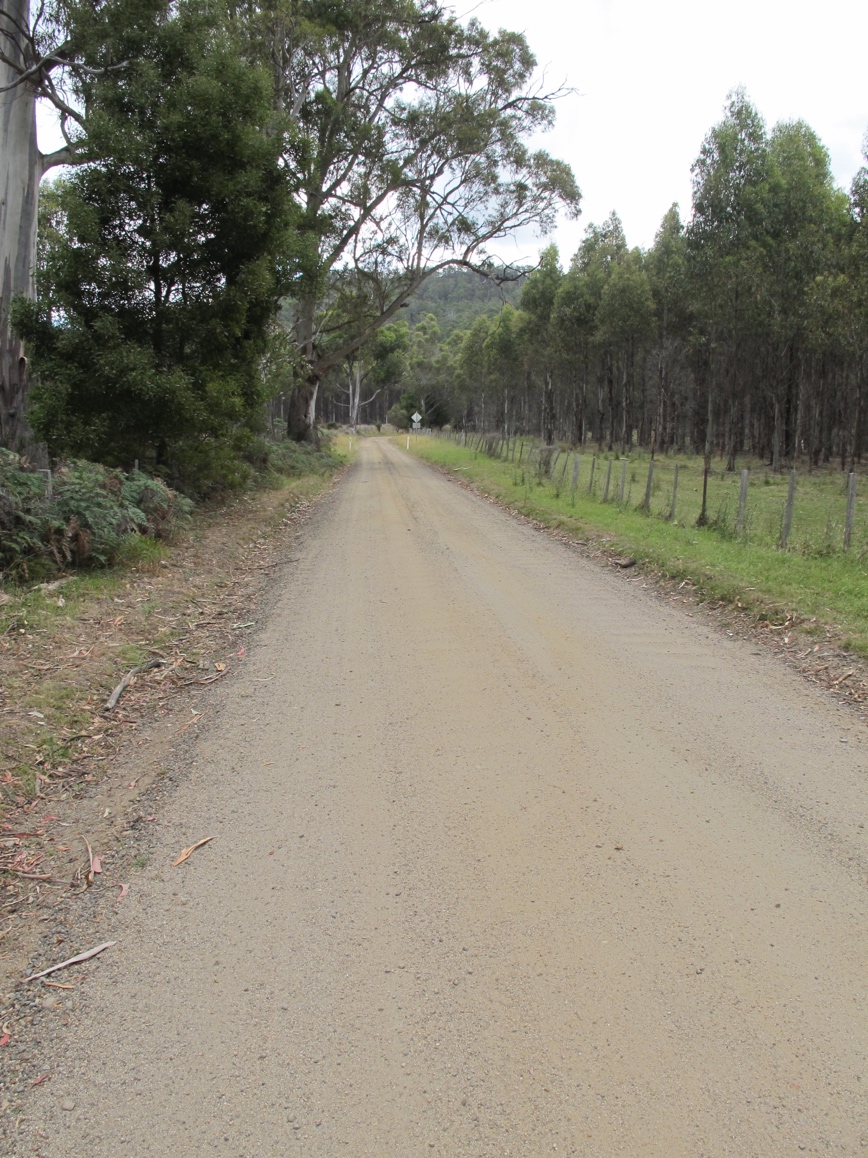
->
[374,92,868,478]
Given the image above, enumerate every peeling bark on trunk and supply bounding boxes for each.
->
[288,297,321,445]
[287,377,320,445]
[348,359,361,433]
[0,0,41,454]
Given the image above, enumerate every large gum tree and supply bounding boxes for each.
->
[0,0,130,452]
[268,0,580,444]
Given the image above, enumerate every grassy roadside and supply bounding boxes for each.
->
[0,454,344,823]
[405,435,868,657]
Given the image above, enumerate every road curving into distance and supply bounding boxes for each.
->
[16,437,868,1156]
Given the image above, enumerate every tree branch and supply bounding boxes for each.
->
[40,144,78,173]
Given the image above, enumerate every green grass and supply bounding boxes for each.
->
[0,569,127,637]
[406,435,868,656]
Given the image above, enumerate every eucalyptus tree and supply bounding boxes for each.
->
[338,321,409,431]
[687,89,769,518]
[519,244,562,444]
[647,204,692,452]
[595,249,655,452]
[404,313,456,425]
[269,0,580,444]
[456,314,491,429]
[0,0,167,451]
[550,261,596,444]
[568,213,627,447]
[761,120,851,467]
[482,304,524,434]
[834,143,868,469]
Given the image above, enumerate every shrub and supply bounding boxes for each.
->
[263,438,336,478]
[387,403,410,430]
[0,451,191,581]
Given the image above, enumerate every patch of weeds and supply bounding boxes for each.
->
[12,764,37,799]
[35,732,73,767]
[116,534,168,571]
[116,643,149,667]
[710,500,736,539]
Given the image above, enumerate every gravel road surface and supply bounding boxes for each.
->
[14,438,868,1156]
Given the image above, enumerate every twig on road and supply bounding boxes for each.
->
[25,941,116,982]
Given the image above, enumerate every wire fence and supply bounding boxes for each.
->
[440,431,868,557]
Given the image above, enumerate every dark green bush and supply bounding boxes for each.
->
[263,438,337,478]
[0,451,192,580]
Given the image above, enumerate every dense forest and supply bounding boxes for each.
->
[341,91,868,476]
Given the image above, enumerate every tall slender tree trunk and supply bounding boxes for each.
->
[542,369,554,445]
[0,0,42,454]
[850,361,864,473]
[725,399,736,472]
[771,396,782,473]
[572,367,584,447]
[288,297,321,445]
[347,357,362,433]
[605,356,615,451]
[697,380,713,527]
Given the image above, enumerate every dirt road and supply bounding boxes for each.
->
[12,438,868,1156]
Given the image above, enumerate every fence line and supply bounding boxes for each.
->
[434,430,866,556]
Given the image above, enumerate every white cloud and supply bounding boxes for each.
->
[475,0,868,262]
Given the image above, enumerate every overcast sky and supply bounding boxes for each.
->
[476,0,868,263]
[37,0,868,266]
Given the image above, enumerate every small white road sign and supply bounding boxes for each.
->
[411,411,422,423]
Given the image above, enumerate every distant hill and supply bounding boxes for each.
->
[405,266,527,337]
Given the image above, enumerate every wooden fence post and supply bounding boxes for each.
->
[588,456,596,494]
[780,470,797,549]
[736,469,749,535]
[603,458,613,502]
[549,448,561,479]
[558,453,570,489]
[669,463,679,521]
[844,472,857,551]
[572,454,580,496]
[619,458,627,504]
[641,460,654,512]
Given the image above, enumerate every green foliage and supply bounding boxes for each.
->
[275,0,579,441]
[408,89,868,477]
[387,403,411,430]
[0,450,192,580]
[14,0,290,482]
[404,267,526,336]
[262,439,338,479]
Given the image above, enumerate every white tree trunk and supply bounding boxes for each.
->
[348,359,361,433]
[0,0,41,454]
[287,296,320,444]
